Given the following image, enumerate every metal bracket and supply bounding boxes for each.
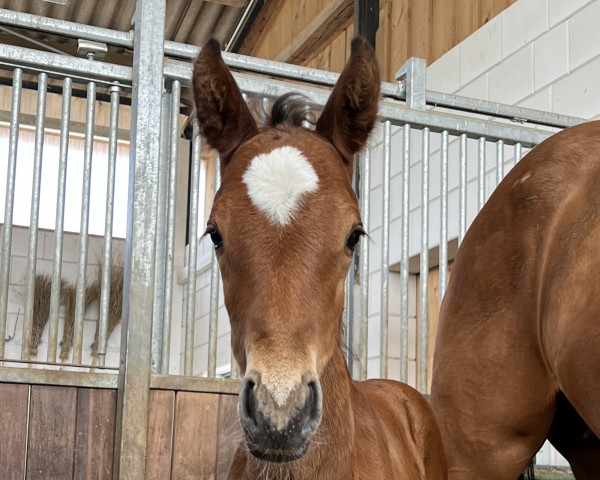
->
[77,39,107,60]
[396,57,427,111]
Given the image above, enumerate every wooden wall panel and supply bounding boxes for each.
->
[0,383,29,480]
[73,388,117,480]
[146,390,175,480]
[27,385,77,480]
[171,391,220,479]
[215,394,241,480]
[250,0,519,82]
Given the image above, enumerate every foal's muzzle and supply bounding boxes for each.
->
[238,372,323,463]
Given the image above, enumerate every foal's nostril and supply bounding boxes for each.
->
[241,378,257,421]
[306,379,323,426]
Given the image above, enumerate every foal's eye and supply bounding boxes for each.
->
[346,226,365,253]
[204,226,223,250]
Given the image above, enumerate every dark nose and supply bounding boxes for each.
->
[238,373,323,463]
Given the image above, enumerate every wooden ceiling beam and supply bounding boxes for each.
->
[275,0,353,65]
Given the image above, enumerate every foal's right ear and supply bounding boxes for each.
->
[192,39,259,171]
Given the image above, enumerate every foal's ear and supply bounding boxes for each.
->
[316,37,380,177]
[192,38,259,171]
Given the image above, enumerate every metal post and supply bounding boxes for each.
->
[380,121,391,378]
[478,137,486,212]
[514,142,523,164]
[496,140,504,187]
[439,130,449,305]
[161,79,181,375]
[0,68,22,360]
[184,119,202,376]
[419,127,430,393]
[359,150,370,380]
[458,134,467,245]
[208,156,221,378]
[150,92,171,373]
[114,0,165,477]
[22,72,47,360]
[97,85,121,367]
[72,80,96,364]
[400,124,411,383]
[48,76,72,363]
[396,58,427,111]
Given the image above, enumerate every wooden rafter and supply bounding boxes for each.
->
[274,0,353,65]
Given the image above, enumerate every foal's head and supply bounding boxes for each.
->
[193,38,379,463]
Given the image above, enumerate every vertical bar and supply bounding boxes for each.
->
[458,134,467,245]
[0,68,22,360]
[97,85,121,367]
[207,156,221,378]
[150,92,171,373]
[514,142,523,164]
[72,80,96,365]
[161,79,181,374]
[400,124,411,383]
[22,72,48,360]
[184,119,201,376]
[380,121,391,378]
[47,77,72,363]
[359,150,370,380]
[419,127,430,394]
[496,139,504,186]
[114,0,165,477]
[477,136,486,211]
[439,131,449,305]
[345,255,355,376]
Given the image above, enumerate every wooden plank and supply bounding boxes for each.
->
[73,388,117,480]
[239,0,286,56]
[389,0,409,80]
[171,392,220,479]
[27,385,77,480]
[275,0,354,65]
[408,0,432,62]
[146,390,175,480]
[431,0,456,61]
[0,383,29,479]
[215,394,242,480]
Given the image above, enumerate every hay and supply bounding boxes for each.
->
[60,283,77,362]
[91,263,124,358]
[29,274,52,358]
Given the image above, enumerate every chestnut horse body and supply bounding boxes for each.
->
[193,38,446,479]
[431,121,600,479]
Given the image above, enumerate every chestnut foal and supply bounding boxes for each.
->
[193,37,446,480]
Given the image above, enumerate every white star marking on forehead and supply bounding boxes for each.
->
[242,145,319,225]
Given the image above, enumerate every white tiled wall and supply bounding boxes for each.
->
[2,225,124,368]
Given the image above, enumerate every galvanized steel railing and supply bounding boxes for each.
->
[0,5,587,392]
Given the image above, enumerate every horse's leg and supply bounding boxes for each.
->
[431,311,556,480]
[546,393,600,480]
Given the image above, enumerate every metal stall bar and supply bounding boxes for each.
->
[72,80,96,365]
[478,137,486,212]
[21,72,47,360]
[0,68,21,360]
[458,134,467,245]
[47,77,72,362]
[496,140,504,186]
[184,119,202,376]
[400,124,411,383]
[150,92,171,373]
[380,121,391,378]
[208,157,221,378]
[419,128,430,393]
[96,86,120,367]
[161,79,181,375]
[515,142,523,164]
[359,151,371,380]
[439,131,449,304]
[114,0,165,477]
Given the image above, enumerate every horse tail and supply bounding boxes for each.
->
[518,460,535,480]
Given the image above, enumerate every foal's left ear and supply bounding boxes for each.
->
[316,37,380,178]
[192,38,259,172]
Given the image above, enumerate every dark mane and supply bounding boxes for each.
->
[265,92,315,129]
